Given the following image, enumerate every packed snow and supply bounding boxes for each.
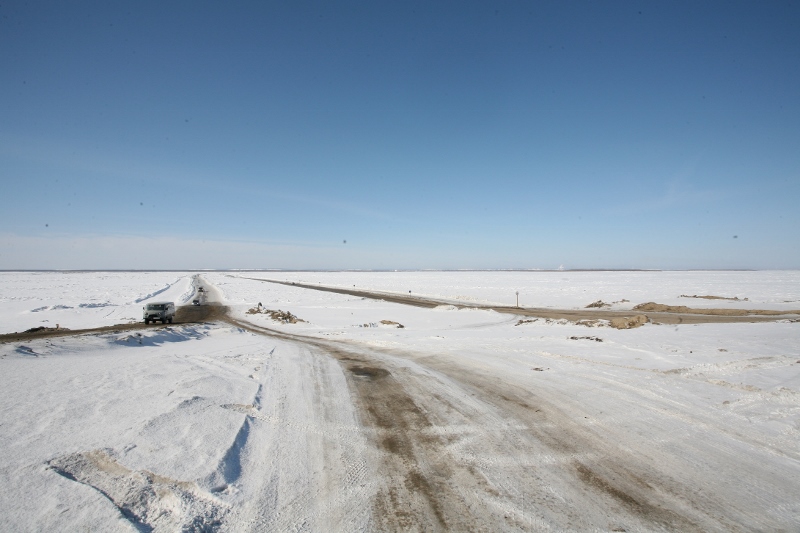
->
[1,270,799,531]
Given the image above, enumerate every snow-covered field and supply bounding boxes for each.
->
[1,271,799,531]
[246,269,800,310]
[0,271,196,334]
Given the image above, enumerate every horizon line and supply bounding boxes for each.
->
[0,268,774,274]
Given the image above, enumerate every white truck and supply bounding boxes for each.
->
[143,302,176,324]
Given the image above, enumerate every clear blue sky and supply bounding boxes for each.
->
[2,1,798,269]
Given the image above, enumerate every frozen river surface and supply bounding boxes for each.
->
[1,270,799,531]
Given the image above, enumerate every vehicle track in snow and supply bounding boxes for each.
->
[0,290,224,344]
[242,277,800,325]
[9,275,800,530]
[4,274,795,346]
[222,318,759,531]
[220,279,800,531]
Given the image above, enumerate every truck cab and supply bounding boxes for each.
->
[143,302,176,324]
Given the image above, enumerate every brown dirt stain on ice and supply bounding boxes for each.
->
[244,277,800,325]
[0,284,226,344]
[330,347,450,531]
[609,315,649,329]
[429,358,711,531]
[680,294,748,301]
[633,302,799,316]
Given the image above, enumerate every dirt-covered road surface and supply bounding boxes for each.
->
[0,283,225,344]
[246,277,800,325]
[3,276,798,531]
[220,282,798,531]
[227,318,726,531]
[5,276,795,345]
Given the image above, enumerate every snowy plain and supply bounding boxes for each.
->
[246,269,800,310]
[1,270,799,531]
[0,271,196,334]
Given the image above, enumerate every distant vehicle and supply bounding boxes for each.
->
[192,299,200,306]
[197,287,205,292]
[143,302,175,324]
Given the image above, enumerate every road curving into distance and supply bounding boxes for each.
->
[3,274,798,531]
[242,277,800,325]
[221,316,729,530]
[5,274,796,345]
[0,278,225,344]
[221,277,799,531]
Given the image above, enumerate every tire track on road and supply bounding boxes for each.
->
[0,291,225,345]
[12,275,797,530]
[240,276,800,325]
[224,316,720,531]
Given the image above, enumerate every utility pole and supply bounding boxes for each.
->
[516,291,519,308]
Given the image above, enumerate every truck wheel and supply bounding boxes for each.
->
[168,317,173,324]
[144,319,149,325]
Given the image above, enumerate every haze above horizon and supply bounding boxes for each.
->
[2,1,798,270]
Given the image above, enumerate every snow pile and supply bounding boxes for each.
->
[245,306,305,323]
